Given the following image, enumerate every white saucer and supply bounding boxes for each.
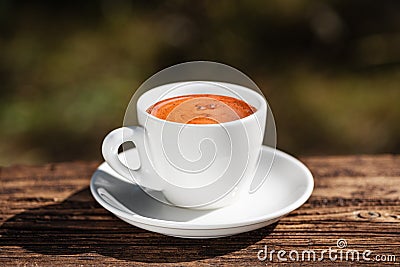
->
[90,146,314,238]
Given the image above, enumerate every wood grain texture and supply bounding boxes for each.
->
[0,155,399,266]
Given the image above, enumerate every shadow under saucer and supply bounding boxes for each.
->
[0,187,277,263]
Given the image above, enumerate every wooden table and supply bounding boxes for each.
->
[1,155,399,266]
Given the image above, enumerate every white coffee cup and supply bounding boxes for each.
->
[102,81,267,209]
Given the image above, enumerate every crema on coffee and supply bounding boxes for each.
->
[146,94,257,124]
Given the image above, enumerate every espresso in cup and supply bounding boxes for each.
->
[102,82,267,209]
[146,94,257,124]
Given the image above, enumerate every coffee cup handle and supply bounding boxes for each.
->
[102,127,164,191]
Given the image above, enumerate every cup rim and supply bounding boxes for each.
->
[137,81,267,127]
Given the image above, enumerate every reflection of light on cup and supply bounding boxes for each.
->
[157,93,255,189]
[161,122,221,174]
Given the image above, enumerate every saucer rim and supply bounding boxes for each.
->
[90,146,314,230]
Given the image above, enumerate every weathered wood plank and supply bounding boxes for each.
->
[0,155,399,266]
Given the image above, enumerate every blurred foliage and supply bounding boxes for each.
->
[0,0,399,166]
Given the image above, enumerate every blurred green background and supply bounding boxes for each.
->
[1,0,399,166]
